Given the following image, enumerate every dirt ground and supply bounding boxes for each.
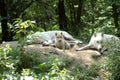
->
[0,41,105,67]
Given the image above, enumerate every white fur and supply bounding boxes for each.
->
[55,32,71,50]
[26,30,83,45]
[77,32,120,53]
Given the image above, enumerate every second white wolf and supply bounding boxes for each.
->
[76,32,120,54]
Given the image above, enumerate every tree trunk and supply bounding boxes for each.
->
[112,4,120,36]
[73,0,83,35]
[90,0,96,33]
[58,0,67,31]
[76,0,83,24]
[0,0,12,41]
[67,0,75,26]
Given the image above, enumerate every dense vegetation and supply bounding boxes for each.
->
[0,0,120,41]
[0,0,120,80]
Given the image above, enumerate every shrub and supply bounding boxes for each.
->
[0,45,15,73]
[20,57,75,80]
[104,41,120,80]
[71,63,100,80]
[0,45,20,80]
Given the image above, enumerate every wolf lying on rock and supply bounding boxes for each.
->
[76,32,120,54]
[26,30,83,46]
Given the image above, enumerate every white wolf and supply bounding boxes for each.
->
[76,32,120,54]
[55,32,71,50]
[26,30,82,46]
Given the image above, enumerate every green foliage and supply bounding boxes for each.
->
[1,0,120,41]
[11,18,37,56]
[105,53,120,80]
[23,0,57,31]
[0,44,75,79]
[38,57,66,72]
[12,18,36,40]
[17,52,44,71]
[37,58,75,80]
[71,63,100,80]
[0,45,19,80]
[0,45,14,72]
[103,41,120,80]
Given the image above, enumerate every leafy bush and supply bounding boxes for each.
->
[71,63,100,80]
[12,18,36,40]
[0,45,75,80]
[0,45,20,80]
[18,56,75,80]
[38,57,66,72]
[0,45,15,73]
[103,41,120,80]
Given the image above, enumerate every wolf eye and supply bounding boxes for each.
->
[96,41,100,43]
[96,40,102,44]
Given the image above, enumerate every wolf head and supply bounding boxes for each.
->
[92,32,104,50]
[55,32,64,42]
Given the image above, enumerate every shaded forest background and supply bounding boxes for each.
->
[0,0,120,42]
[0,0,120,80]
